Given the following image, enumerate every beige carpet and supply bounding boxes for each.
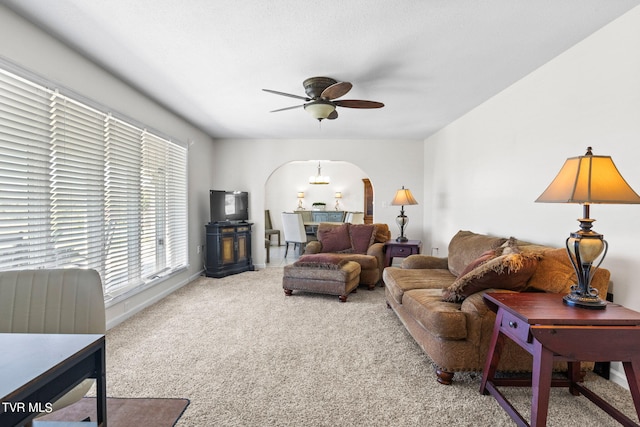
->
[95,267,638,426]
[36,397,189,426]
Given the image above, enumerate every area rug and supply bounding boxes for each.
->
[35,397,189,426]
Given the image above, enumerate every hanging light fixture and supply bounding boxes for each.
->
[304,100,336,122]
[309,161,330,185]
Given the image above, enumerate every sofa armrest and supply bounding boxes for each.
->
[400,255,448,270]
[461,289,517,315]
[366,241,384,258]
[460,289,517,346]
[304,240,322,254]
[367,242,386,278]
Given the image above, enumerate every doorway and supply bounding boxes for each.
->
[264,160,373,265]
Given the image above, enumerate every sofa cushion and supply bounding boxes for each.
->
[349,224,376,254]
[334,254,377,271]
[318,223,353,253]
[448,230,508,277]
[528,247,611,297]
[403,289,467,340]
[383,267,457,305]
[442,252,539,302]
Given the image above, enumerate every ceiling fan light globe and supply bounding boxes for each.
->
[304,101,336,121]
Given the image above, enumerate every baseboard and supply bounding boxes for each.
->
[106,269,203,329]
[608,362,630,390]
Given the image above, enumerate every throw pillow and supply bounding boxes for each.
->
[497,236,521,255]
[349,224,376,254]
[372,223,390,243]
[442,252,539,302]
[318,223,353,253]
[447,230,508,277]
[457,249,497,277]
[525,248,578,294]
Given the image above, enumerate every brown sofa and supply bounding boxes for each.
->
[302,222,391,288]
[383,230,610,385]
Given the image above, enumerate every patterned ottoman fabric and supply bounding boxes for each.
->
[283,260,361,302]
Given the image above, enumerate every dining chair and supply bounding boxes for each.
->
[281,212,312,257]
[265,209,281,246]
[349,212,365,224]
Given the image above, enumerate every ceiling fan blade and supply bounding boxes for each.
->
[334,99,384,109]
[321,82,352,100]
[263,89,310,101]
[327,110,338,120]
[270,104,305,113]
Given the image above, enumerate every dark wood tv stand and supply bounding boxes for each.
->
[205,222,254,278]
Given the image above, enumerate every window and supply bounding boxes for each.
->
[0,65,187,303]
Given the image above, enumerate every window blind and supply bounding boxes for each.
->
[0,70,52,268]
[50,93,106,269]
[104,115,143,296]
[0,66,188,302]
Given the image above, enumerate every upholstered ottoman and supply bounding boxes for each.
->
[283,260,361,302]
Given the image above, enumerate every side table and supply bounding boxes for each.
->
[480,292,640,427]
[383,240,422,267]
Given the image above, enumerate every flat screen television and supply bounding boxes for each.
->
[210,190,249,223]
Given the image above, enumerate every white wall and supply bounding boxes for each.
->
[425,5,640,387]
[210,139,425,266]
[0,5,215,327]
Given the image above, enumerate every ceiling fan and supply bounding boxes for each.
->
[263,77,384,122]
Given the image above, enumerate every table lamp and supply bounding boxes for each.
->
[391,186,418,242]
[536,147,640,309]
[334,192,342,210]
[297,192,304,209]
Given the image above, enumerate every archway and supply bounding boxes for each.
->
[264,160,373,265]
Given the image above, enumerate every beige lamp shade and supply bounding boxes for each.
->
[391,187,418,206]
[536,150,640,204]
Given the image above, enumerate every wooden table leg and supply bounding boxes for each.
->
[568,361,581,396]
[480,310,505,394]
[530,340,554,427]
[384,252,392,268]
[95,338,107,427]
[623,359,640,421]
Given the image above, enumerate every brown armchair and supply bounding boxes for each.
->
[304,222,390,287]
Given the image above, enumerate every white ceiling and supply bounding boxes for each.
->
[4,0,639,140]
